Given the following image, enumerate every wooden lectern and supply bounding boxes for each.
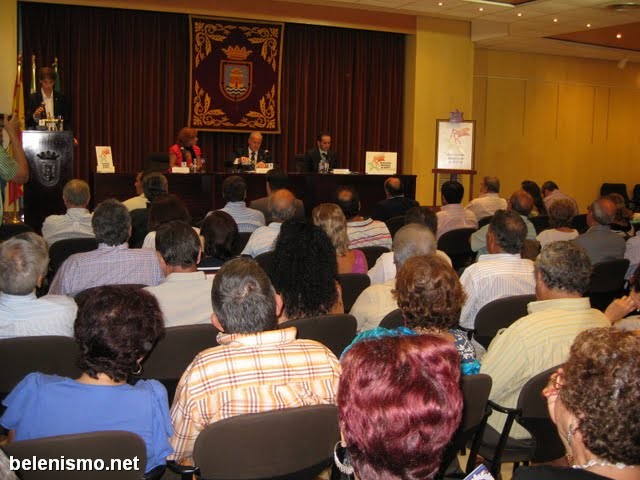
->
[22,131,74,233]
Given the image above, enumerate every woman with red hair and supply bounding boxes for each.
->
[336,334,463,480]
[169,127,203,171]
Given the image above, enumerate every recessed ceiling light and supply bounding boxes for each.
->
[438,1,443,5]
[616,33,622,39]
[479,7,484,11]
[586,23,591,27]
[553,18,558,22]
[517,12,522,17]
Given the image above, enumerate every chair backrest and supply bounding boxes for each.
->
[48,237,99,281]
[0,222,34,242]
[437,374,493,478]
[474,294,536,350]
[516,365,565,463]
[336,273,370,313]
[359,246,390,269]
[587,258,630,312]
[379,308,404,329]
[529,215,549,234]
[279,314,357,359]
[3,431,147,480]
[141,324,220,403]
[0,336,81,404]
[193,405,340,480]
[437,228,476,271]
[477,215,493,229]
[146,152,170,172]
[384,215,405,239]
[600,183,629,204]
[233,231,253,255]
[254,250,274,274]
[571,213,588,234]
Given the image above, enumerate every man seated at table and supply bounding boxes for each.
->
[225,131,269,171]
[304,131,338,173]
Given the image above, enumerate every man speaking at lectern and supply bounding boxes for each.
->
[304,131,338,173]
[26,67,71,130]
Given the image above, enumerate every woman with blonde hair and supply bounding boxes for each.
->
[169,127,203,171]
[312,203,367,274]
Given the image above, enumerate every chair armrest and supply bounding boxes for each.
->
[486,401,522,477]
[487,400,520,416]
[167,460,200,480]
[142,465,166,480]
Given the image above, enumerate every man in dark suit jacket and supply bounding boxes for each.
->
[26,67,72,130]
[224,131,271,171]
[249,169,305,222]
[371,176,419,222]
[304,131,338,173]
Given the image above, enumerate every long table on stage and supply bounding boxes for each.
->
[92,172,417,221]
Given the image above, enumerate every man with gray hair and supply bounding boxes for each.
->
[241,189,296,257]
[480,241,609,443]
[465,176,507,221]
[574,197,625,265]
[0,233,77,338]
[169,257,340,465]
[350,223,436,332]
[41,179,94,245]
[49,199,164,297]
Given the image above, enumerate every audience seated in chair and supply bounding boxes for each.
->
[48,199,164,297]
[212,175,265,233]
[371,176,418,222]
[465,175,507,222]
[335,185,392,250]
[0,285,172,474]
[536,198,579,248]
[129,172,168,248]
[122,170,146,211]
[459,210,536,331]
[313,203,367,274]
[241,189,296,257]
[541,180,579,216]
[145,221,213,327]
[269,219,344,323]
[607,192,635,240]
[197,211,238,275]
[521,180,546,217]
[605,264,640,332]
[513,328,640,479]
[0,233,76,338]
[350,223,436,332]
[249,168,305,223]
[480,241,609,444]
[41,179,94,245]
[141,194,199,250]
[436,180,478,240]
[169,257,341,466]
[574,197,626,265]
[335,335,462,480]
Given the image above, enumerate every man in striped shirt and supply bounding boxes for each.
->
[169,257,341,465]
[216,175,265,233]
[480,241,609,442]
[336,185,392,250]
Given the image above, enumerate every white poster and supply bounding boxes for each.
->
[95,146,115,173]
[365,152,397,175]
[436,120,475,171]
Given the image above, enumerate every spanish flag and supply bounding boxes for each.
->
[7,55,26,209]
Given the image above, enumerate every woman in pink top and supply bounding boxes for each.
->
[313,203,367,274]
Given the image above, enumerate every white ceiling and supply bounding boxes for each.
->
[281,0,640,63]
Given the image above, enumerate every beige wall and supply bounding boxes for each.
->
[403,17,475,206]
[473,48,640,211]
[0,0,18,113]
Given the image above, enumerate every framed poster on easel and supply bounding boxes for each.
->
[432,118,477,205]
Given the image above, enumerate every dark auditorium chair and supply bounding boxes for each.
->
[254,250,274,274]
[631,184,640,212]
[141,324,220,403]
[475,366,565,477]
[279,314,357,359]
[571,213,588,234]
[2,431,161,480]
[437,374,492,479]
[474,294,536,350]
[168,405,340,480]
[48,237,99,284]
[145,152,170,172]
[74,284,146,305]
[0,222,34,241]
[233,231,253,255]
[528,215,549,234]
[0,336,81,413]
[600,183,629,205]
[359,246,390,269]
[520,239,541,261]
[437,228,476,272]
[379,308,404,329]
[477,215,493,229]
[336,273,370,313]
[586,258,630,312]
[384,215,405,239]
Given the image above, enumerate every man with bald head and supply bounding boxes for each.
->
[470,189,537,257]
[371,176,418,222]
[574,197,626,265]
[241,189,296,257]
[465,176,507,221]
[226,131,270,171]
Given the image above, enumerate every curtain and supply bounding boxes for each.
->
[21,3,404,178]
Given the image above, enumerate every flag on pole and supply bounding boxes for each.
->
[7,55,26,209]
[53,57,61,93]
[30,54,36,94]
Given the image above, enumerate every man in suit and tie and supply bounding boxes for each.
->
[225,131,270,171]
[304,131,338,173]
[26,67,72,130]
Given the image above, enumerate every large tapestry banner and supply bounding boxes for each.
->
[189,16,284,133]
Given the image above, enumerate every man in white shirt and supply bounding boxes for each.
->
[351,223,436,332]
[225,131,269,171]
[436,180,478,240]
[465,176,507,221]
[242,189,296,257]
[145,221,213,327]
[0,234,76,339]
[122,171,147,211]
[41,179,94,245]
[459,210,536,330]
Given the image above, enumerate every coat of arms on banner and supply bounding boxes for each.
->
[189,16,284,133]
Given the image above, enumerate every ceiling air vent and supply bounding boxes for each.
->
[606,2,640,11]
